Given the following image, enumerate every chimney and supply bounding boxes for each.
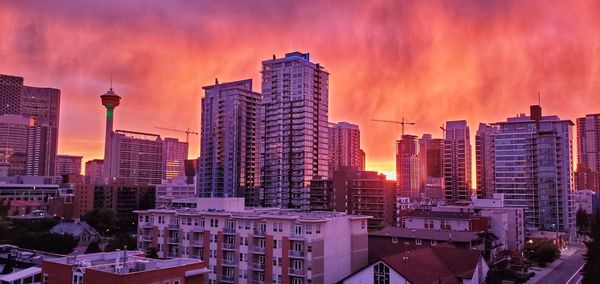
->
[530,105,542,122]
[214,78,219,85]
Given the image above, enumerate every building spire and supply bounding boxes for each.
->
[110,74,113,91]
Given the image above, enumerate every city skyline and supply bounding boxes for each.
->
[3,1,600,180]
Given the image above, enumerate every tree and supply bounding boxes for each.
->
[145,246,159,259]
[524,239,560,265]
[577,208,591,235]
[17,232,78,254]
[104,233,137,252]
[82,208,118,236]
[582,212,600,284]
[85,241,102,254]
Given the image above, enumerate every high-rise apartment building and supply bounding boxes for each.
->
[107,130,164,185]
[55,155,82,176]
[476,123,498,199]
[348,171,396,230]
[576,114,600,193]
[198,79,261,205]
[0,74,60,176]
[396,134,420,198]
[84,159,104,184]
[328,122,364,176]
[419,135,444,199]
[163,137,188,181]
[494,105,575,236]
[260,52,329,210]
[443,120,472,202]
[0,115,34,176]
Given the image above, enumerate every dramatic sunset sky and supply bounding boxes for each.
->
[1,0,600,179]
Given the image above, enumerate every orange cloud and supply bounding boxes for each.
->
[0,0,598,179]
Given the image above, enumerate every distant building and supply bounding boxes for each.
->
[42,250,208,284]
[108,130,164,185]
[576,114,600,193]
[260,52,329,210]
[0,244,63,284]
[340,245,489,284]
[328,122,364,176]
[47,194,75,220]
[136,199,370,284]
[0,114,34,176]
[156,176,197,208]
[0,183,59,216]
[444,120,472,202]
[574,189,599,214]
[74,180,155,220]
[84,159,103,184]
[493,105,575,237]
[348,171,396,230]
[309,177,334,211]
[419,135,444,199]
[163,137,188,181]
[400,210,490,232]
[396,134,420,198]
[198,79,261,205]
[0,74,60,177]
[55,155,82,178]
[475,123,498,199]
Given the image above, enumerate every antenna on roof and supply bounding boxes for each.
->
[538,91,541,106]
[215,78,219,85]
[110,74,113,91]
[273,54,276,60]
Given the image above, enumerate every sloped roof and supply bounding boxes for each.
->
[379,245,482,284]
[50,221,99,237]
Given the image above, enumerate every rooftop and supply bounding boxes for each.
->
[370,227,483,242]
[46,251,207,276]
[50,221,99,237]
[403,210,476,220]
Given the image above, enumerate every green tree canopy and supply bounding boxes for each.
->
[82,208,118,236]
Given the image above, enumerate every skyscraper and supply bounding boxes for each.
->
[21,86,60,176]
[576,114,600,193]
[163,137,188,181]
[494,105,574,235]
[0,74,60,176]
[396,134,420,198]
[0,115,34,176]
[100,87,121,183]
[419,134,444,199]
[198,79,261,204]
[0,74,23,115]
[260,52,329,209]
[84,159,104,184]
[443,120,472,202]
[328,121,364,176]
[476,123,498,199]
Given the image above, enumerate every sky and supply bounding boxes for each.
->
[1,0,600,179]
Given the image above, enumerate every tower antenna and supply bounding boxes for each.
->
[538,91,541,106]
[110,74,113,90]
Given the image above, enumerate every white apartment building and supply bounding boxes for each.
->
[260,52,329,210]
[136,198,370,284]
[155,176,197,208]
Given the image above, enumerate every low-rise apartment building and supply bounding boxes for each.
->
[135,198,371,284]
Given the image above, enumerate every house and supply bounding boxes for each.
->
[339,245,489,284]
[50,221,100,244]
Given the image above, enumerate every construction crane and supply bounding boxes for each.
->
[372,118,416,136]
[440,125,446,139]
[154,126,199,143]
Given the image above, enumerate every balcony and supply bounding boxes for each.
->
[167,223,179,230]
[168,252,178,258]
[223,227,236,234]
[141,222,154,228]
[223,243,236,250]
[253,229,267,237]
[142,235,152,242]
[251,246,265,254]
[168,237,179,244]
[289,250,305,258]
[252,281,265,284]
[288,268,305,276]
[289,233,304,240]
[222,259,236,266]
[252,263,265,270]
[190,239,203,247]
[221,275,235,283]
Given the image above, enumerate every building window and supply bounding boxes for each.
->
[391,237,398,244]
[431,240,437,245]
[295,225,302,236]
[416,239,422,245]
[374,263,390,284]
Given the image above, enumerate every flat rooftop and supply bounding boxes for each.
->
[370,227,483,242]
[46,251,204,275]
